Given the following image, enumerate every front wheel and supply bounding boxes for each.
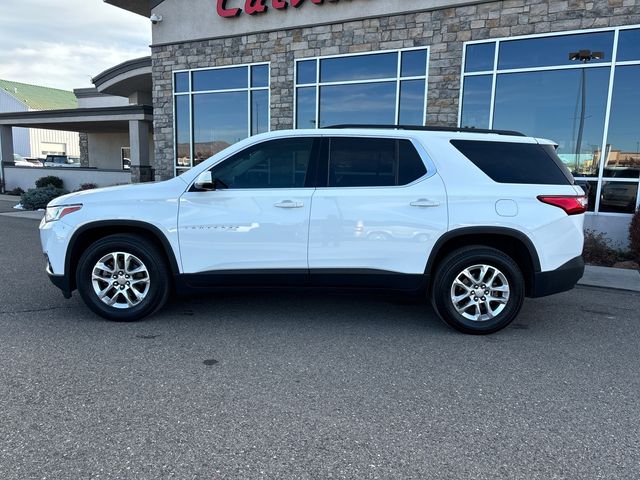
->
[76,234,171,321]
[431,246,525,334]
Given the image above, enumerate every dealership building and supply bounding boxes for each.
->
[103,0,640,240]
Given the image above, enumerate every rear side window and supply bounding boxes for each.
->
[328,137,427,187]
[450,140,573,185]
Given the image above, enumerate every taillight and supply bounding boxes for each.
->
[537,195,588,215]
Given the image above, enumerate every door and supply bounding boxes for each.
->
[308,136,448,276]
[178,137,319,274]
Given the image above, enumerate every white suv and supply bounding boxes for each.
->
[40,126,586,334]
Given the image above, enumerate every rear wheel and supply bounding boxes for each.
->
[431,246,525,334]
[76,234,171,321]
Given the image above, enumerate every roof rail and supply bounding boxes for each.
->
[323,124,526,137]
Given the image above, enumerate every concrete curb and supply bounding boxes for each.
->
[0,194,21,202]
[578,265,640,293]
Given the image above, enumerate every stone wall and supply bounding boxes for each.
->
[151,0,640,180]
[79,132,89,168]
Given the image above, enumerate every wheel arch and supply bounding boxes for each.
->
[65,220,180,292]
[426,227,541,296]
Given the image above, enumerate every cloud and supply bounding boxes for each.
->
[0,0,150,91]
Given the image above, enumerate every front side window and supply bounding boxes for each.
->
[295,49,429,129]
[327,138,426,188]
[173,63,270,176]
[209,138,316,189]
[460,26,640,214]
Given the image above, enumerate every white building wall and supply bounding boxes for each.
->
[29,128,80,158]
[0,89,30,157]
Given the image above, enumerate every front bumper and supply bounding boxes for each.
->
[529,255,585,298]
[47,270,73,299]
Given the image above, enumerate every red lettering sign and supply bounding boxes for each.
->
[217,0,241,17]
[217,0,338,18]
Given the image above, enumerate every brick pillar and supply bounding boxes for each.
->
[129,120,153,183]
[79,132,89,167]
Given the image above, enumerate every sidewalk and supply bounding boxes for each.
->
[579,265,640,292]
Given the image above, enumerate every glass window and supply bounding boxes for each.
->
[329,137,397,187]
[174,72,189,93]
[319,82,396,128]
[297,60,317,84]
[460,75,492,129]
[251,64,269,88]
[401,50,428,77]
[599,181,639,213]
[399,140,427,184]
[121,147,131,170]
[296,87,316,128]
[174,63,270,171]
[617,29,640,62]
[175,95,191,167]
[192,67,247,91]
[450,140,574,185]
[192,92,248,165]
[297,49,429,130]
[251,90,269,135]
[209,138,315,189]
[498,31,614,70]
[492,67,610,177]
[603,65,640,179]
[327,138,425,187]
[465,43,496,73]
[581,180,598,212]
[399,80,426,125]
[320,53,397,82]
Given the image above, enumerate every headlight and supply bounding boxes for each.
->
[45,204,82,223]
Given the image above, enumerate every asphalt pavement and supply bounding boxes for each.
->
[1,214,639,479]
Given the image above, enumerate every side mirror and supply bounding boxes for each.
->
[194,171,215,191]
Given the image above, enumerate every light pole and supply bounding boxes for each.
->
[569,50,604,174]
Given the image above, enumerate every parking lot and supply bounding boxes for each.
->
[1,212,639,479]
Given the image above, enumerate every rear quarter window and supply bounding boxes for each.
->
[450,140,574,185]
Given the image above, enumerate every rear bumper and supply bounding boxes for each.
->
[529,255,585,298]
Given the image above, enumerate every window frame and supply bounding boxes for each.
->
[294,47,430,129]
[172,62,271,178]
[458,24,640,217]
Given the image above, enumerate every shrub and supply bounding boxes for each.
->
[35,176,64,189]
[20,186,68,211]
[582,229,619,266]
[7,187,25,196]
[630,208,640,262]
[77,183,98,191]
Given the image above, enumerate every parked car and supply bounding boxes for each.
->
[13,153,41,167]
[40,126,586,334]
[43,155,79,167]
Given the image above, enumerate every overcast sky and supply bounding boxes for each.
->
[0,0,151,91]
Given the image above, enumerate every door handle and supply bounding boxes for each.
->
[274,200,304,208]
[410,199,440,208]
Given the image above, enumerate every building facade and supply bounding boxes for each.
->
[0,79,80,159]
[107,0,640,242]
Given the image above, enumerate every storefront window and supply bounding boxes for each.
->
[493,68,609,177]
[173,63,269,174]
[460,26,640,215]
[295,48,429,128]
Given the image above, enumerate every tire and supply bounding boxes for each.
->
[76,234,171,322]
[431,246,525,334]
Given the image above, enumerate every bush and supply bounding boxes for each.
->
[20,186,68,211]
[630,208,640,262]
[583,229,620,266]
[35,175,64,189]
[77,183,98,191]
[7,187,25,196]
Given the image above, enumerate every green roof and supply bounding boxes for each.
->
[0,79,77,111]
